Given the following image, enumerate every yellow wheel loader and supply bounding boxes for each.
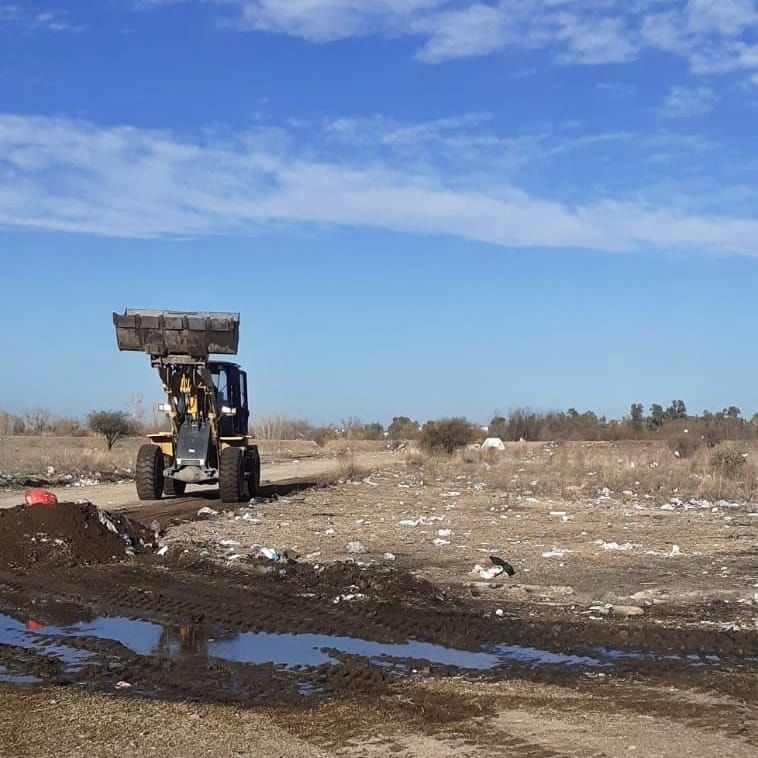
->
[113,309,260,503]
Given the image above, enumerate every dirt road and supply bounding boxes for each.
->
[0,450,397,511]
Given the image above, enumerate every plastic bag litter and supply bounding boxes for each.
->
[257,547,280,561]
[472,564,504,580]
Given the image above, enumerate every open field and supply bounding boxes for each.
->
[0,440,755,756]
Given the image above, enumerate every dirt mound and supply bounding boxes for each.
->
[0,502,153,569]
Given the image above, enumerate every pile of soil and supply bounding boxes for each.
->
[0,502,152,569]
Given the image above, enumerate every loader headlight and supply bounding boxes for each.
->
[221,406,236,416]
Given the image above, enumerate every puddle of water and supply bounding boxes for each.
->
[209,632,503,670]
[0,610,732,688]
[0,614,91,667]
[0,664,40,684]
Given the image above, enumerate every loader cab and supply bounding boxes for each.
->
[209,361,249,436]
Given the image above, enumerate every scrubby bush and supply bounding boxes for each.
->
[669,434,701,459]
[419,417,475,455]
[710,445,747,478]
[388,416,420,440]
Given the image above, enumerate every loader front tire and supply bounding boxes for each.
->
[136,444,163,501]
[247,448,261,499]
[219,446,246,503]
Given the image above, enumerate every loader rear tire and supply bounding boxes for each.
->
[219,446,246,503]
[136,444,163,501]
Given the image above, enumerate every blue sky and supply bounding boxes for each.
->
[1,1,758,423]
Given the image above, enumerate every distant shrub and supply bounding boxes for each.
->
[87,410,137,450]
[710,446,747,478]
[312,426,336,447]
[704,428,725,448]
[419,417,475,455]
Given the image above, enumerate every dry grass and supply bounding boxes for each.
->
[334,450,373,482]
[0,436,141,476]
[410,439,758,503]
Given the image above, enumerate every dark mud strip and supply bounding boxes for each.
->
[0,558,755,705]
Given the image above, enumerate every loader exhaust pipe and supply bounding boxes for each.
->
[113,309,240,359]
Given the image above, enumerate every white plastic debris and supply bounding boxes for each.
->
[97,509,119,535]
[325,527,336,536]
[257,547,280,561]
[549,511,567,517]
[437,528,452,538]
[114,681,132,690]
[611,605,644,617]
[157,546,168,557]
[219,539,240,547]
[668,544,682,557]
[472,564,504,580]
[596,541,636,551]
[383,552,397,561]
[399,515,445,527]
[542,547,568,558]
[432,538,450,547]
[197,506,218,518]
[46,465,55,476]
[495,608,505,617]
[346,540,368,554]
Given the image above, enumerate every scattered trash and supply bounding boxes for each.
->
[488,555,515,576]
[432,538,450,547]
[219,539,241,547]
[541,547,568,558]
[325,527,336,536]
[114,680,132,690]
[346,540,367,554]
[197,506,218,518]
[594,540,636,552]
[437,528,452,538]
[472,564,504,580]
[383,552,396,561]
[610,605,644,617]
[24,489,58,507]
[399,515,445,527]
[257,547,280,562]
[157,546,168,557]
[495,608,505,617]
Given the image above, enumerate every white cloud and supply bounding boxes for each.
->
[661,84,715,117]
[1,112,757,255]
[144,0,758,81]
[0,5,84,32]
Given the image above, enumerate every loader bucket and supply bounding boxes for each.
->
[113,309,240,358]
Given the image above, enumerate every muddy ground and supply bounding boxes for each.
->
[0,451,756,757]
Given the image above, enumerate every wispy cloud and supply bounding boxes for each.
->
[0,4,84,32]
[662,84,716,117]
[142,1,758,82]
[1,112,757,255]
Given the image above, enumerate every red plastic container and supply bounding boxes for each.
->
[23,488,58,507]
